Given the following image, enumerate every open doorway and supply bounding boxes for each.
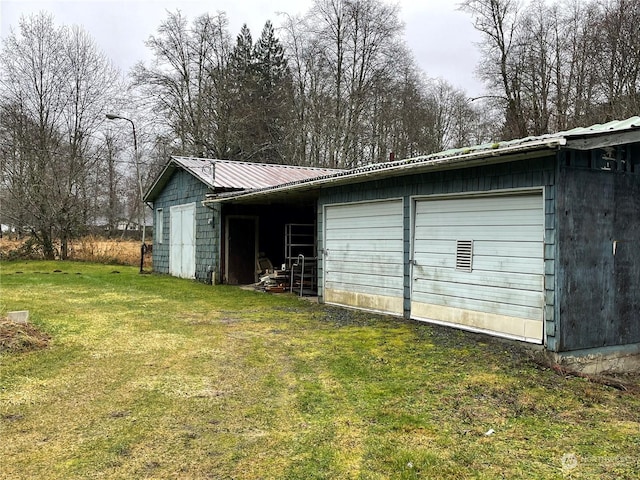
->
[225,216,258,284]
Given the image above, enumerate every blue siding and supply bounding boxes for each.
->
[151,169,220,283]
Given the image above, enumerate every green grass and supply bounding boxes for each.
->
[1,260,639,479]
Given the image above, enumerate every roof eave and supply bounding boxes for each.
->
[143,161,177,203]
[144,156,217,203]
[565,129,640,150]
[204,138,565,205]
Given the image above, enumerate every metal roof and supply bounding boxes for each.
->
[205,116,640,204]
[144,157,341,202]
[205,158,341,189]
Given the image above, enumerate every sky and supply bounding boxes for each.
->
[0,0,484,97]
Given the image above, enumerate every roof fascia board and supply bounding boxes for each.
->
[565,130,640,150]
[204,138,564,205]
[143,161,177,202]
[144,156,218,202]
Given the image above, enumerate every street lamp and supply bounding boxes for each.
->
[106,113,146,273]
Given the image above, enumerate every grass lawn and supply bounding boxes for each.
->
[1,261,639,479]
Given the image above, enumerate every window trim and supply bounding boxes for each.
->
[156,208,164,244]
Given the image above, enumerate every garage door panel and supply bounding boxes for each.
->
[411,302,543,343]
[325,279,404,297]
[325,288,404,316]
[473,255,544,275]
[411,193,544,343]
[326,239,403,253]
[412,291,542,321]
[413,278,543,309]
[413,251,549,274]
[413,252,453,269]
[473,240,543,258]
[324,200,404,315]
[325,216,403,229]
[413,239,454,255]
[416,209,543,226]
[328,250,404,264]
[326,226,404,241]
[412,252,544,271]
[415,267,543,290]
[327,201,401,219]
[415,195,540,213]
[414,224,542,242]
[327,260,404,276]
[326,270,403,289]
[415,239,542,258]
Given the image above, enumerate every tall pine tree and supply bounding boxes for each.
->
[226,22,294,163]
[227,24,257,159]
[253,21,294,163]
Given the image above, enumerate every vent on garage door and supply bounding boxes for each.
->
[456,240,473,272]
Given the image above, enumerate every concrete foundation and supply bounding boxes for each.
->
[550,344,640,375]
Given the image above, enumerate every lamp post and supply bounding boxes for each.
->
[106,113,146,273]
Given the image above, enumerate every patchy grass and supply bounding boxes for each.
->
[1,260,639,479]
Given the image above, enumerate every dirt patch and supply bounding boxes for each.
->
[0,319,50,353]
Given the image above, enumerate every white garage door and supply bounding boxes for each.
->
[169,203,196,279]
[411,193,544,343]
[324,200,404,315]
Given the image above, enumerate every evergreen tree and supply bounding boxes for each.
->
[227,24,258,160]
[226,22,294,163]
[253,21,294,163]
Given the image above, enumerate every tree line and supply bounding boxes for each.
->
[132,3,485,169]
[1,0,638,258]
[461,0,640,139]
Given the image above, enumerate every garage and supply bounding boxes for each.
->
[323,199,404,315]
[410,192,544,343]
[169,202,196,279]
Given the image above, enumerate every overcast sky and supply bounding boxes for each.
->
[0,0,484,96]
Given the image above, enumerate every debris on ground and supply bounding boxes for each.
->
[0,318,50,353]
[253,271,291,293]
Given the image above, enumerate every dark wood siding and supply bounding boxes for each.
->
[557,160,640,351]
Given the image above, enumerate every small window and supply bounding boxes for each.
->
[456,240,473,272]
[155,208,163,243]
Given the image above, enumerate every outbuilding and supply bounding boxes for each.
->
[203,117,640,372]
[144,157,339,284]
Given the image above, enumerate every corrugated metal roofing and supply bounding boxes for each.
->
[206,115,640,204]
[363,116,640,173]
[560,116,640,135]
[144,157,341,202]
[171,157,341,189]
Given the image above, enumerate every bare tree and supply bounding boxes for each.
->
[133,2,485,172]
[281,0,419,168]
[463,0,640,137]
[132,11,232,158]
[596,0,640,120]
[460,0,528,139]
[0,12,123,258]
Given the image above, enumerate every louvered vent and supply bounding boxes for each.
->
[456,240,473,272]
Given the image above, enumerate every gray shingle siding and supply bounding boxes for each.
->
[151,169,219,283]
